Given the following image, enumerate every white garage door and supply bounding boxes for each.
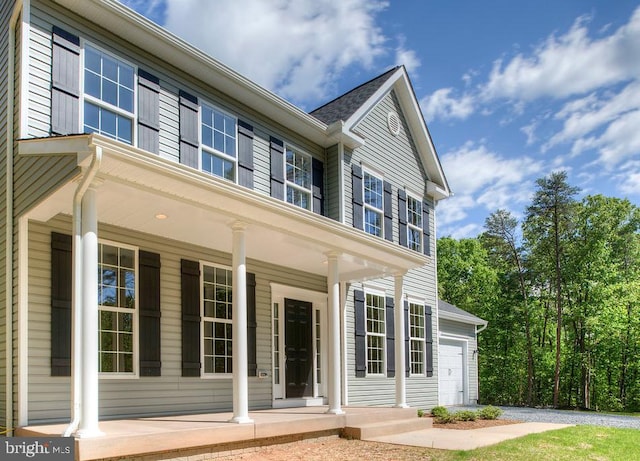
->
[439,339,465,406]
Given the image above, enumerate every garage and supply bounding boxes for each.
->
[439,338,465,406]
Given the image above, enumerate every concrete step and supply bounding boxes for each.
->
[343,407,419,426]
[343,414,433,439]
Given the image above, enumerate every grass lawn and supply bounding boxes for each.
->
[439,425,640,460]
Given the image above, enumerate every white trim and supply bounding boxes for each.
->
[17,216,29,427]
[363,288,386,377]
[338,143,345,224]
[199,101,238,183]
[405,191,424,253]
[283,144,313,211]
[407,300,427,377]
[19,0,30,139]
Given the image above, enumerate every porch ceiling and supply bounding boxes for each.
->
[19,135,428,282]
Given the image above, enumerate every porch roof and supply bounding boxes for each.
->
[18,134,428,282]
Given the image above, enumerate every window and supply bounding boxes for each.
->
[98,242,137,374]
[201,103,237,181]
[202,264,233,375]
[363,171,384,237]
[407,195,423,252]
[285,147,312,210]
[84,45,135,144]
[365,292,385,375]
[409,301,425,375]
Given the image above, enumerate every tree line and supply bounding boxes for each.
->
[437,171,640,411]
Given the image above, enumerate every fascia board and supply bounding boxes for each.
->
[439,310,487,326]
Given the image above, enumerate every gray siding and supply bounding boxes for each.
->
[439,319,479,404]
[27,216,326,423]
[343,91,439,409]
[325,144,340,221]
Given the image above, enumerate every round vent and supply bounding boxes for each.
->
[387,111,400,136]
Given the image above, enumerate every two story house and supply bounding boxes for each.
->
[0,0,451,438]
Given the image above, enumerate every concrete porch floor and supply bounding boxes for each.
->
[17,406,425,461]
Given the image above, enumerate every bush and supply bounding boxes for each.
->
[477,405,503,420]
[430,406,449,418]
[454,410,477,421]
[435,414,457,424]
[417,409,425,418]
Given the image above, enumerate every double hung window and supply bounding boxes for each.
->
[98,242,137,375]
[409,301,426,375]
[83,45,135,144]
[201,104,237,181]
[365,292,385,375]
[407,195,423,252]
[285,147,312,210]
[202,264,234,375]
[363,171,384,237]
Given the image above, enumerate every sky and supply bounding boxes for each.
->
[121,0,640,238]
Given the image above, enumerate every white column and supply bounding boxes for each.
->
[326,253,344,414]
[76,186,103,438]
[229,222,253,423]
[394,273,408,408]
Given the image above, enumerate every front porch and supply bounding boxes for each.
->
[17,406,430,461]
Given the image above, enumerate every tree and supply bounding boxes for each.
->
[523,171,580,408]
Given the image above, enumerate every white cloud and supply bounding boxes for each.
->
[395,47,421,75]
[440,222,481,240]
[481,8,640,102]
[162,0,391,105]
[419,88,475,121]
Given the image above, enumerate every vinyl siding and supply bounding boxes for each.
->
[343,91,438,408]
[27,216,327,423]
[325,144,340,221]
[439,319,479,404]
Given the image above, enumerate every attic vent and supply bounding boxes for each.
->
[387,111,400,136]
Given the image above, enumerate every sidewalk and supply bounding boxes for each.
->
[365,422,573,450]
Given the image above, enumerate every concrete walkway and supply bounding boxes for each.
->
[366,422,573,450]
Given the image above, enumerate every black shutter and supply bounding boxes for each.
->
[312,158,324,215]
[51,232,72,376]
[398,190,408,248]
[237,120,254,189]
[386,296,395,377]
[179,90,199,169]
[247,272,257,377]
[354,290,366,377]
[426,305,433,377]
[139,250,161,376]
[352,165,363,230]
[181,259,201,376]
[423,203,431,256]
[404,301,410,377]
[384,181,393,242]
[51,27,80,135]
[270,137,285,200]
[138,69,160,154]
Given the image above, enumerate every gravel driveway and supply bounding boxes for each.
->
[451,405,640,429]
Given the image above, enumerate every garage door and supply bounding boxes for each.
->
[439,339,465,406]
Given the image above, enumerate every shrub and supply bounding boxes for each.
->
[417,409,425,418]
[430,406,449,418]
[477,405,503,420]
[435,413,457,424]
[454,410,477,421]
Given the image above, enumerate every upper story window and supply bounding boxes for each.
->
[83,45,135,144]
[408,301,425,375]
[407,195,423,252]
[201,103,237,181]
[98,241,137,375]
[202,263,233,375]
[363,171,384,237]
[285,147,312,210]
[366,291,386,375]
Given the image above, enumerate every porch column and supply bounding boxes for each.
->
[326,252,344,414]
[76,185,103,437]
[394,273,408,408]
[229,222,253,424]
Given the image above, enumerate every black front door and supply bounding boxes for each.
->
[285,298,313,398]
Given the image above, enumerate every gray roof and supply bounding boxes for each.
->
[438,300,487,326]
[310,67,400,124]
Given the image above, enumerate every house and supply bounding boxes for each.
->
[0,0,451,439]
[437,300,487,406]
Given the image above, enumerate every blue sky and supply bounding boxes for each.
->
[121,0,640,238]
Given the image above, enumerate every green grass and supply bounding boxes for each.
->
[439,426,640,461]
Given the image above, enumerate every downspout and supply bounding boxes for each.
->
[63,144,102,437]
[5,0,25,436]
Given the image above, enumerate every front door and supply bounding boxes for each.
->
[285,298,313,398]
